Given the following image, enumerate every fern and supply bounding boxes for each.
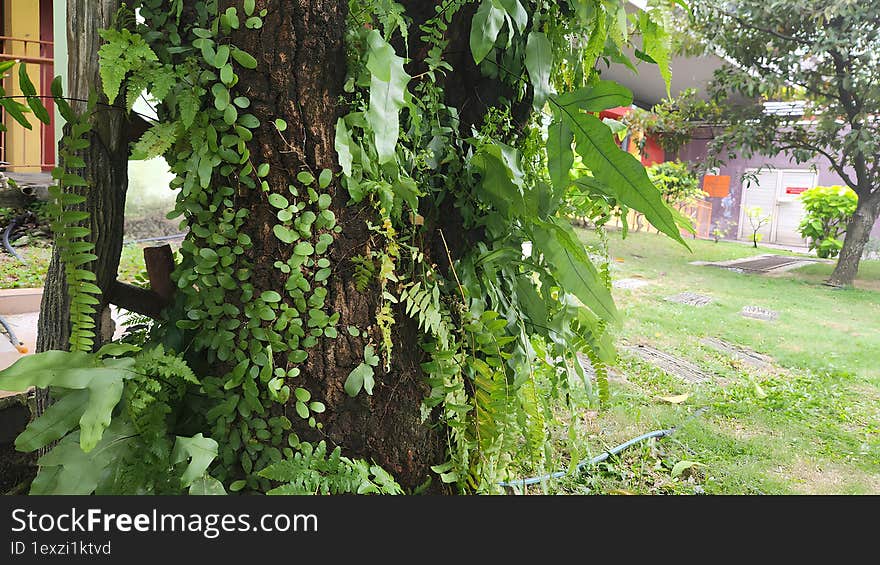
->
[97,28,159,105]
[0,345,211,494]
[177,85,202,129]
[147,64,177,102]
[376,301,395,372]
[350,254,376,292]
[258,440,402,495]
[48,88,100,352]
[400,278,447,343]
[131,121,180,160]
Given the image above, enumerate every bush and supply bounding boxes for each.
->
[646,160,706,207]
[798,185,858,258]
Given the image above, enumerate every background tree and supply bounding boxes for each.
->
[691,0,880,286]
[744,206,769,248]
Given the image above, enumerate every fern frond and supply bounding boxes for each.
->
[257,441,402,495]
[131,121,179,160]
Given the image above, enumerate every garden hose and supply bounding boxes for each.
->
[2,214,26,264]
[0,314,27,354]
[499,407,709,490]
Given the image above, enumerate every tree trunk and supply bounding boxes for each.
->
[225,1,448,491]
[828,191,880,287]
[35,0,129,417]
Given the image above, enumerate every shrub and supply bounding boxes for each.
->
[798,185,858,258]
[647,160,706,207]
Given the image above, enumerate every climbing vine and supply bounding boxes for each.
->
[0,0,688,495]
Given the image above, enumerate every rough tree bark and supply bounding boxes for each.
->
[35,0,129,416]
[224,0,445,491]
[217,0,528,491]
[828,190,880,287]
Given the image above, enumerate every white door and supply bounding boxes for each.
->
[773,170,815,246]
[738,169,777,243]
[738,168,816,246]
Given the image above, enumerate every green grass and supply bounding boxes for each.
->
[0,244,148,290]
[793,260,880,291]
[523,229,880,495]
[0,246,51,289]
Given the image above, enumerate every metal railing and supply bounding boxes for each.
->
[0,35,53,64]
[0,35,55,171]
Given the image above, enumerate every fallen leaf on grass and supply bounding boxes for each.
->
[671,460,706,478]
[608,489,635,495]
[753,381,768,399]
[657,393,690,404]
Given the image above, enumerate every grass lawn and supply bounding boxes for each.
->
[528,229,880,495]
[0,244,149,290]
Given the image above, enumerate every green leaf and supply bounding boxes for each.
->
[556,107,684,245]
[470,0,505,64]
[0,349,134,396]
[18,64,51,124]
[220,63,235,84]
[547,118,574,193]
[344,363,374,397]
[32,420,135,495]
[670,460,706,478]
[525,32,554,110]
[470,142,529,219]
[15,390,88,452]
[238,113,260,129]
[294,242,314,256]
[189,475,227,495]
[365,30,410,165]
[530,218,618,322]
[229,479,247,492]
[515,278,548,332]
[231,47,258,69]
[0,98,32,130]
[334,118,354,177]
[640,12,671,96]
[498,0,528,34]
[96,342,140,358]
[363,345,380,367]
[318,168,333,189]
[273,225,296,243]
[172,434,219,488]
[297,171,314,185]
[295,400,309,419]
[553,81,633,112]
[79,376,125,452]
[261,290,282,303]
[268,193,289,209]
[51,75,75,123]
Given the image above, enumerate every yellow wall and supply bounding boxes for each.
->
[3,0,43,173]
